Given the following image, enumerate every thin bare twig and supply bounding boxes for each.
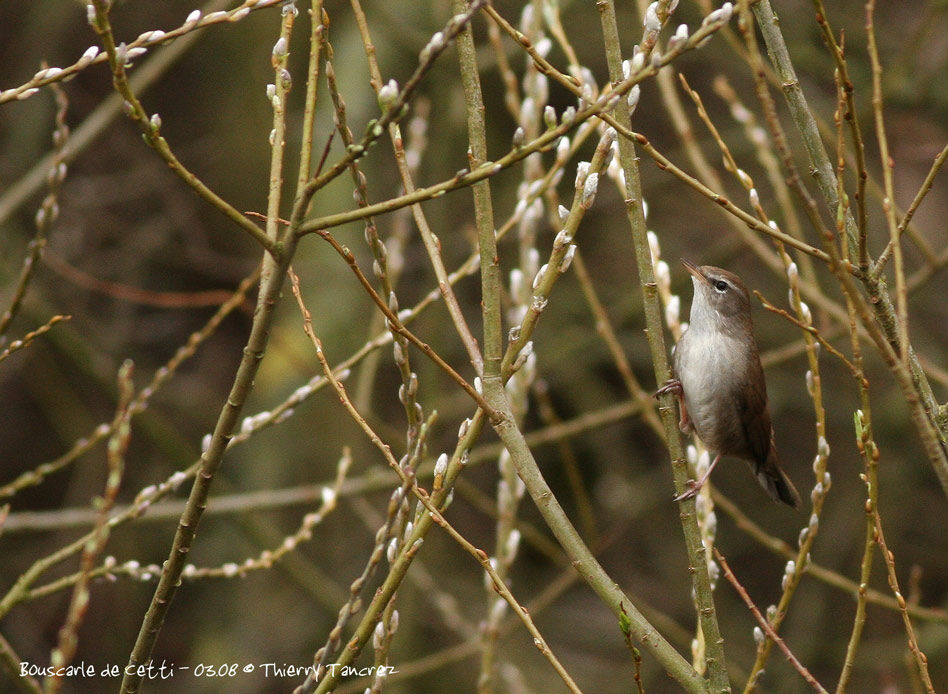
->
[715,549,828,693]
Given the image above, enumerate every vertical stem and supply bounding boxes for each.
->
[597,0,730,690]
[752,0,948,499]
[296,0,327,193]
[454,0,705,691]
[120,241,296,694]
[119,6,301,691]
[453,0,502,378]
[865,0,909,369]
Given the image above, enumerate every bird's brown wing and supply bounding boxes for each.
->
[737,356,773,465]
[738,352,800,508]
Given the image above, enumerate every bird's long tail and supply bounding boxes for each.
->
[756,450,801,508]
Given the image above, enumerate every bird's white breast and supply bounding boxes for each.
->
[676,323,748,451]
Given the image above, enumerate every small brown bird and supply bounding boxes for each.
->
[656,261,801,508]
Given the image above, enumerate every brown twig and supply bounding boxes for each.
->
[715,549,828,693]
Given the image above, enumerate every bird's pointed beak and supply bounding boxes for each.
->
[681,259,707,284]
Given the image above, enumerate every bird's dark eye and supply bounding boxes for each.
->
[713,280,728,292]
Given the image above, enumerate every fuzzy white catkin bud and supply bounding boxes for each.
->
[532,264,548,290]
[731,103,751,123]
[647,231,661,265]
[373,620,386,650]
[704,2,734,26]
[519,4,534,32]
[34,67,63,82]
[533,73,549,106]
[644,2,661,32]
[696,450,710,476]
[655,260,671,291]
[535,36,552,58]
[582,173,599,205]
[543,105,556,129]
[559,245,576,272]
[78,45,100,67]
[627,85,641,110]
[520,97,536,129]
[505,529,521,561]
[787,262,798,282]
[556,136,571,164]
[558,205,569,224]
[651,48,664,69]
[665,295,680,326]
[489,597,508,623]
[389,609,400,634]
[631,50,646,73]
[427,31,445,53]
[705,510,717,537]
[509,268,524,298]
[575,161,590,188]
[800,301,812,325]
[378,79,398,109]
[527,248,540,277]
[321,486,336,507]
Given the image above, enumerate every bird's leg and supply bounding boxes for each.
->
[674,453,721,502]
[654,378,692,433]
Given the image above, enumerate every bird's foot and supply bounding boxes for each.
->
[654,379,693,433]
[673,453,720,503]
[673,479,703,502]
[653,378,682,398]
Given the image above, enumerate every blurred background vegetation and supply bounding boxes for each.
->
[0,0,946,692]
